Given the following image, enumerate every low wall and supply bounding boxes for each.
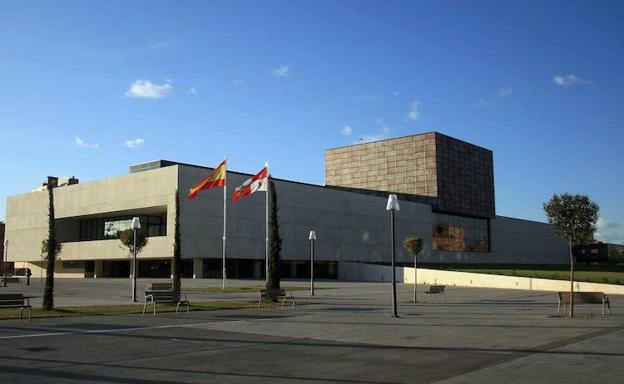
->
[339,262,624,295]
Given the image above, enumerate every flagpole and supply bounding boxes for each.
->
[265,161,269,284]
[222,156,227,290]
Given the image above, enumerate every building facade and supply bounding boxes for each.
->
[325,132,495,218]
[4,133,568,279]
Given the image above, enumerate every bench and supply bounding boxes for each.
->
[557,291,611,316]
[422,285,446,302]
[143,282,190,316]
[258,288,295,308]
[0,294,32,321]
[1,277,22,286]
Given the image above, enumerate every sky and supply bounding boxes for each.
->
[0,0,622,243]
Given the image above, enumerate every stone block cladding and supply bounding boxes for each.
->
[325,133,438,197]
[435,134,495,218]
[325,132,495,218]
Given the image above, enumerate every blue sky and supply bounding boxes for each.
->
[1,1,622,243]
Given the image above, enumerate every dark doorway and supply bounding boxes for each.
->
[181,260,193,278]
[103,260,130,278]
[139,259,171,278]
[84,261,95,278]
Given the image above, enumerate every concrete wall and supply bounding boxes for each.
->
[339,262,624,295]
[178,164,433,264]
[5,166,178,269]
[13,260,85,279]
[416,216,567,264]
[490,216,568,264]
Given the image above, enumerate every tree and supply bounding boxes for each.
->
[403,236,424,303]
[42,177,62,310]
[172,190,182,293]
[266,180,282,291]
[119,229,149,258]
[543,193,599,318]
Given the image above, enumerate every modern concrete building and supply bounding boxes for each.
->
[4,133,568,279]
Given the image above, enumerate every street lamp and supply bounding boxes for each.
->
[309,231,316,296]
[3,239,8,287]
[131,217,141,302]
[386,194,400,318]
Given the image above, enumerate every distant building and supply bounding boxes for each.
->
[574,242,624,263]
[4,132,568,279]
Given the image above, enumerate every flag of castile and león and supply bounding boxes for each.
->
[233,166,268,201]
[187,159,227,199]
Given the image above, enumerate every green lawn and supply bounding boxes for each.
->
[422,264,624,285]
[0,300,290,321]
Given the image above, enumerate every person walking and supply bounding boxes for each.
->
[26,268,32,286]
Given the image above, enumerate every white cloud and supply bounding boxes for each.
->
[341,125,353,136]
[125,138,145,148]
[553,74,593,87]
[595,217,622,244]
[407,100,421,122]
[473,99,491,107]
[125,79,172,99]
[375,118,391,134]
[497,87,513,97]
[189,87,197,95]
[597,217,619,230]
[74,137,99,149]
[595,231,624,244]
[232,79,246,86]
[272,65,290,78]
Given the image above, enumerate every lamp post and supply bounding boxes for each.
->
[131,217,141,302]
[309,231,316,296]
[386,194,400,318]
[2,240,8,288]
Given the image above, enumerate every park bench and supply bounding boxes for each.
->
[557,291,611,316]
[0,277,22,286]
[143,282,190,316]
[422,285,447,302]
[0,293,32,321]
[258,288,295,308]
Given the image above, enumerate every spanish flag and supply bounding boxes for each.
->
[187,159,227,199]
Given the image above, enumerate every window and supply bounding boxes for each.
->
[432,213,489,253]
[79,215,166,241]
[62,261,85,269]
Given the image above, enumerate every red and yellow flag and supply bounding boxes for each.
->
[187,160,227,199]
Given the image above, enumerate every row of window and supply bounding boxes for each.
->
[79,215,166,241]
[432,213,489,253]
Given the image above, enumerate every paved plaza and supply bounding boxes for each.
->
[1,279,623,383]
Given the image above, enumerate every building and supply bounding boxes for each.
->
[574,242,624,263]
[4,133,568,279]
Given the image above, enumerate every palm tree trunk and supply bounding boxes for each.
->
[569,238,574,318]
[413,255,418,303]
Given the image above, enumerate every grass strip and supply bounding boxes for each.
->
[422,263,624,285]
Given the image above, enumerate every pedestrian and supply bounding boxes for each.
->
[26,268,32,285]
